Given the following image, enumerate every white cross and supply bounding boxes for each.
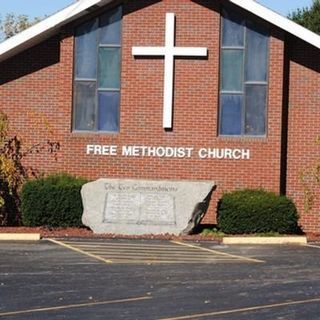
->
[132,13,208,129]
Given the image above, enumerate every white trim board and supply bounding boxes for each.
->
[230,0,320,49]
[0,0,113,62]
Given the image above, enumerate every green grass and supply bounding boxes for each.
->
[254,232,281,237]
[200,229,290,237]
[201,228,225,238]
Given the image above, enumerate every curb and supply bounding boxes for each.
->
[223,236,307,245]
[0,233,41,241]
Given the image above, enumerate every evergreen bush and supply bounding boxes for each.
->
[21,174,87,227]
[217,189,299,234]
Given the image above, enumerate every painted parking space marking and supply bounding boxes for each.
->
[0,296,152,318]
[306,244,320,249]
[50,239,264,264]
[48,239,113,264]
[172,241,264,263]
[159,296,320,320]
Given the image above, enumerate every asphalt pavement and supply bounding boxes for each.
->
[0,239,320,319]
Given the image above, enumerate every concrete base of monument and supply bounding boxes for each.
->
[81,178,215,235]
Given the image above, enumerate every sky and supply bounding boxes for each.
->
[0,0,314,19]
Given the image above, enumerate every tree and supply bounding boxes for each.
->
[300,137,320,213]
[0,13,42,40]
[289,1,320,214]
[0,112,59,226]
[289,0,320,35]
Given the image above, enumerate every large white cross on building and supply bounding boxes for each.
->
[132,13,208,129]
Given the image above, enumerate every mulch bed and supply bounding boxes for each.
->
[1,227,317,242]
[305,233,320,243]
[0,227,222,242]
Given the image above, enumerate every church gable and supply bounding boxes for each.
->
[0,0,319,233]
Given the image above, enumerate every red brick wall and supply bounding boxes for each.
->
[286,38,320,233]
[0,0,286,225]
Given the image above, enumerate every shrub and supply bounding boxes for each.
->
[217,189,299,234]
[21,174,87,227]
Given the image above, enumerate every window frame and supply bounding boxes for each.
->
[72,6,122,134]
[219,9,270,138]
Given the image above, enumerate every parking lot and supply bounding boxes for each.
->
[1,239,320,319]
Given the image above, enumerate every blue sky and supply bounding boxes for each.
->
[0,0,313,19]
[258,0,312,15]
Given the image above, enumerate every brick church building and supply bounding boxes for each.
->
[0,0,319,232]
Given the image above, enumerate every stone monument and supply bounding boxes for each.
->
[81,179,215,235]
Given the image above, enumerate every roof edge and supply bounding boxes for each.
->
[229,0,320,49]
[0,0,113,63]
